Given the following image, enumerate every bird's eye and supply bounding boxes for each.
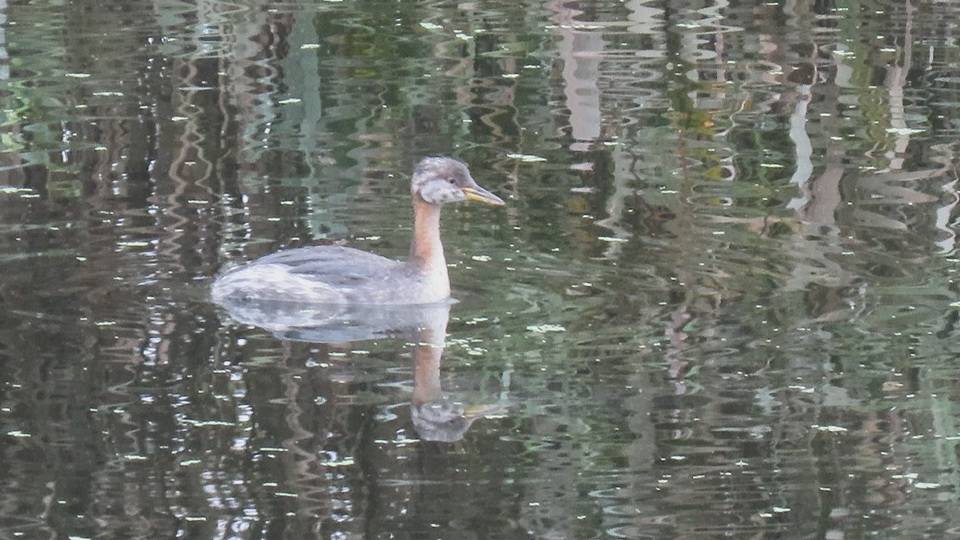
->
[448,178,456,185]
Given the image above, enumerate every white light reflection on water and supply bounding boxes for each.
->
[0,0,959,538]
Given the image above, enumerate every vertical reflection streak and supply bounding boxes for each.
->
[549,0,603,149]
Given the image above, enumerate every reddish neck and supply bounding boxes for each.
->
[409,198,445,271]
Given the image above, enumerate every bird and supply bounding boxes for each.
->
[211,156,505,306]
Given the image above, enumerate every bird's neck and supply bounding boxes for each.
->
[409,199,448,277]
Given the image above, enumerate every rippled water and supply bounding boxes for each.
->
[3,0,960,537]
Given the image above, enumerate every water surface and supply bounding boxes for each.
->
[2,0,960,537]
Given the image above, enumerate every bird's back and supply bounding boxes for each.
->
[211,245,445,305]
[255,245,399,285]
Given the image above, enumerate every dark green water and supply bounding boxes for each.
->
[2,0,960,537]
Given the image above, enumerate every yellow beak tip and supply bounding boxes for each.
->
[463,188,506,207]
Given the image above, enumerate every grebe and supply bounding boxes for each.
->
[211,157,504,305]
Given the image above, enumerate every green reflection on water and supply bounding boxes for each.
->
[1,0,960,538]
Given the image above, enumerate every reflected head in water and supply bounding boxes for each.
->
[211,156,505,306]
[410,398,470,443]
[411,398,507,443]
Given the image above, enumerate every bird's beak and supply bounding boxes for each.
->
[462,184,505,207]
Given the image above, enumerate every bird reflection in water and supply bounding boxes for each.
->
[406,309,506,442]
[215,295,506,442]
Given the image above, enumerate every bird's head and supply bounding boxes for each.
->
[411,156,505,207]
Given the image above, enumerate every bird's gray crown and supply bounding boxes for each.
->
[412,156,469,186]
